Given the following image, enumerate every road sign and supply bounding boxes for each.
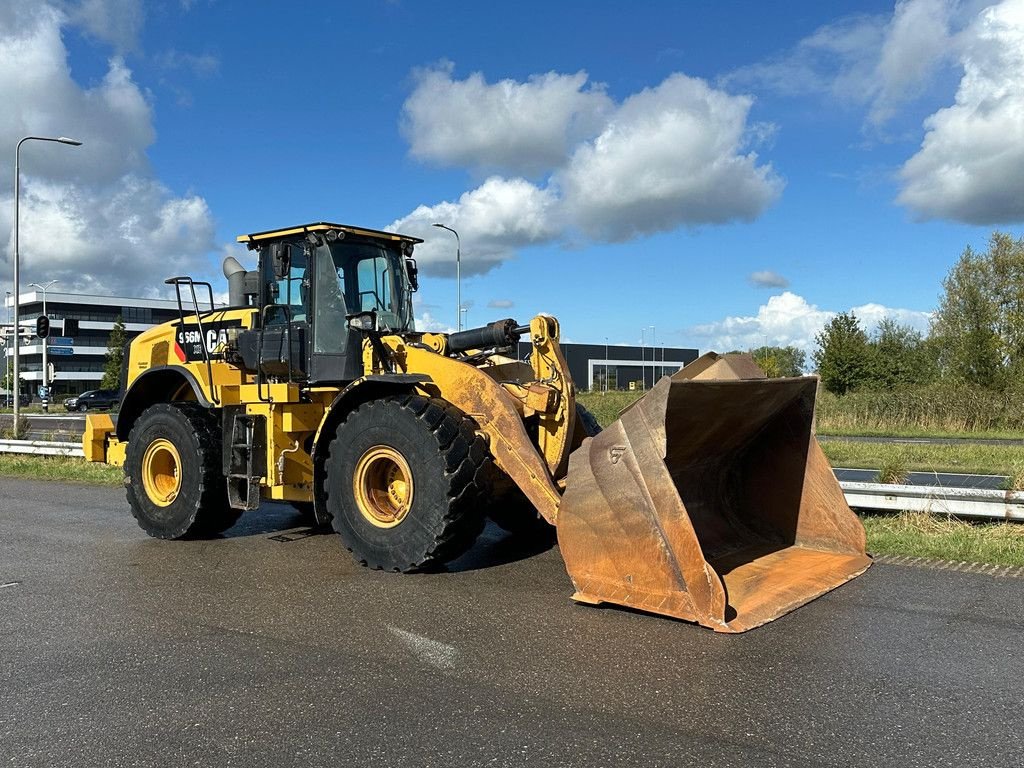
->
[48,347,74,356]
[48,337,73,346]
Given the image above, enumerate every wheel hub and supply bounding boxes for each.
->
[353,445,414,528]
[141,438,181,507]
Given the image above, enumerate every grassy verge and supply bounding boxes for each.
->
[821,439,1023,479]
[819,425,1024,440]
[0,455,122,486]
[863,512,1024,566]
[577,390,643,428]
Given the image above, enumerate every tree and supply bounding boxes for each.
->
[931,233,1024,388]
[750,345,806,377]
[0,341,10,393]
[866,318,937,390]
[101,316,127,390]
[813,312,870,394]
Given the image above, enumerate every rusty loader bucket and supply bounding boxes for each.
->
[558,354,871,633]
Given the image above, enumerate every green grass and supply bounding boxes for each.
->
[818,425,1024,440]
[0,454,122,486]
[863,512,1024,566]
[874,453,910,484]
[821,439,1023,476]
[816,384,1024,435]
[578,390,643,428]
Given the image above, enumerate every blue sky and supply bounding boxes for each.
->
[3,0,1023,356]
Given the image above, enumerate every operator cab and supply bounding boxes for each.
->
[230,222,421,384]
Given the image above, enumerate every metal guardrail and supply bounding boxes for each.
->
[839,481,1024,521]
[0,439,84,457]
[0,438,1020,521]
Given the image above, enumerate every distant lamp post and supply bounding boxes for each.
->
[4,291,10,400]
[29,279,58,412]
[13,135,82,428]
[604,336,609,394]
[640,325,655,390]
[648,325,655,389]
[431,223,462,331]
[459,306,468,330]
[640,328,646,390]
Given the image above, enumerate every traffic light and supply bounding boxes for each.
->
[36,315,50,339]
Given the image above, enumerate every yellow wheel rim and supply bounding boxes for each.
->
[141,438,181,507]
[353,445,414,528]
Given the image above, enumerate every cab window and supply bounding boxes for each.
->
[266,243,308,324]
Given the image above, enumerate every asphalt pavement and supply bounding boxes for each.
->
[1,478,1023,767]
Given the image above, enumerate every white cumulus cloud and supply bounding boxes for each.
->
[687,291,931,358]
[395,67,781,275]
[898,0,1024,223]
[558,74,782,241]
[387,177,560,277]
[402,63,613,176]
[0,2,216,296]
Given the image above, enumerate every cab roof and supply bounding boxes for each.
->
[236,222,423,247]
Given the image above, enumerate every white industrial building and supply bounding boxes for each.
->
[2,290,182,398]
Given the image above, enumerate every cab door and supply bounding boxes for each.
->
[308,243,361,383]
[260,241,309,379]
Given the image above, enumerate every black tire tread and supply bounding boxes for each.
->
[126,402,239,539]
[325,394,488,571]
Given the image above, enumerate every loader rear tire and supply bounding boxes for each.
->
[125,403,240,539]
[323,394,487,572]
[489,403,602,538]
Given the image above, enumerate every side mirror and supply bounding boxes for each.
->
[271,242,290,280]
[405,258,419,292]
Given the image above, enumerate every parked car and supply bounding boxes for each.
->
[65,389,121,412]
[0,393,33,408]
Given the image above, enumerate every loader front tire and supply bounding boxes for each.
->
[323,395,487,572]
[125,403,239,539]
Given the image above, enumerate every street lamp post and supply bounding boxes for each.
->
[13,135,82,430]
[640,328,646,391]
[29,279,58,412]
[4,291,10,398]
[648,325,656,389]
[431,223,462,331]
[604,336,609,394]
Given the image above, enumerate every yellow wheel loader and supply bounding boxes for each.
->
[84,222,871,632]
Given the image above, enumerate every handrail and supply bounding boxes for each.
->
[164,277,220,405]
